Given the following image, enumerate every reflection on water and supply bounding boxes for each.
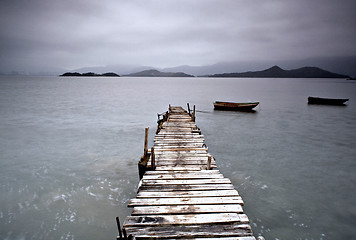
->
[0,76,355,239]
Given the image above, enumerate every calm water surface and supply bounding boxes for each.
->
[0,76,355,239]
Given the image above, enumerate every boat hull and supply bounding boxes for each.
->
[308,97,349,105]
[213,101,259,111]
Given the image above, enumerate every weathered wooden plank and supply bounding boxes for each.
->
[155,158,214,162]
[144,170,221,175]
[162,120,195,123]
[154,152,209,156]
[161,125,197,128]
[147,163,215,170]
[168,116,192,118]
[155,136,201,139]
[153,148,208,152]
[155,137,204,141]
[154,142,205,146]
[154,161,216,167]
[159,131,195,134]
[138,184,235,191]
[154,144,206,148]
[154,156,210,160]
[128,196,244,207]
[132,204,244,215]
[149,161,215,167]
[137,190,239,198]
[123,213,249,227]
[192,237,256,240]
[141,178,231,185]
[154,138,205,141]
[155,155,212,159]
[155,166,206,171]
[165,119,192,122]
[158,130,201,134]
[161,127,194,130]
[155,156,212,161]
[155,134,204,137]
[155,140,202,143]
[123,223,253,238]
[142,173,223,180]
[153,165,217,170]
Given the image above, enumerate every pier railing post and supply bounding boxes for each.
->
[187,103,191,115]
[191,105,196,122]
[144,127,149,156]
[151,147,155,170]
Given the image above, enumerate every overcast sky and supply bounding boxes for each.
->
[0,0,355,73]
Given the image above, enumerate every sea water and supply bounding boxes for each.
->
[0,76,355,239]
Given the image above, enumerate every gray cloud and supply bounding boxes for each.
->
[0,0,355,73]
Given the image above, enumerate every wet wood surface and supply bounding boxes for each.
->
[122,106,255,239]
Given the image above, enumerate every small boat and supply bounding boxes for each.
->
[308,96,349,105]
[213,101,259,111]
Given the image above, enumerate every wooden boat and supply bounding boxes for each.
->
[213,101,259,111]
[308,96,349,105]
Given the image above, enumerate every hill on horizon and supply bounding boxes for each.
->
[124,69,194,77]
[206,66,349,78]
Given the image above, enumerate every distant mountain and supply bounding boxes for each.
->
[207,66,349,78]
[124,69,194,77]
[60,72,120,77]
[161,56,356,77]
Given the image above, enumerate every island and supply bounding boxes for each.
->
[124,69,194,77]
[60,72,120,77]
[206,66,349,78]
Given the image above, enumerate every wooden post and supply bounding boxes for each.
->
[192,105,196,122]
[151,147,155,170]
[144,127,149,156]
[116,216,123,239]
[123,228,127,240]
[187,103,191,115]
[169,104,171,112]
[207,155,212,170]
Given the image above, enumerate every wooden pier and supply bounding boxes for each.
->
[118,105,257,239]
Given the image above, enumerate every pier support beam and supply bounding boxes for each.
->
[191,105,196,122]
[144,127,149,156]
[116,216,122,239]
[138,127,150,180]
[151,147,155,170]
